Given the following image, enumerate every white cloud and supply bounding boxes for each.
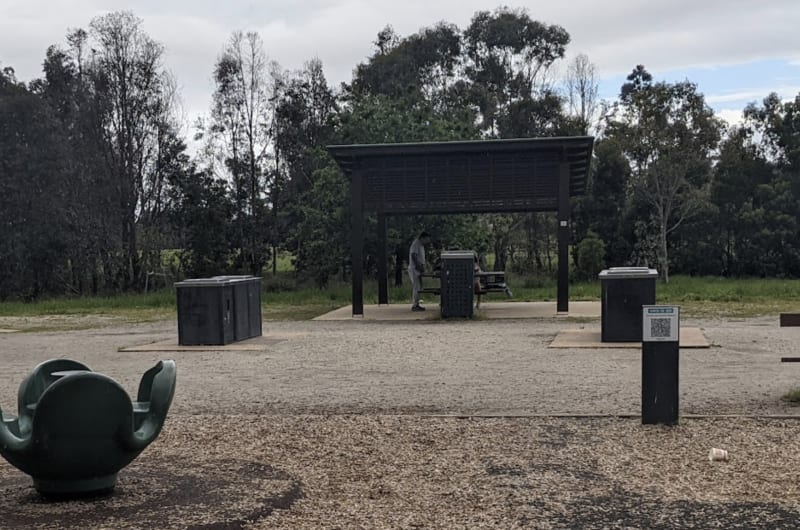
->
[705,86,800,105]
[717,108,745,127]
[705,86,800,107]
[2,0,799,122]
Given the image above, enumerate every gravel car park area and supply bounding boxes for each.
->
[1,313,799,528]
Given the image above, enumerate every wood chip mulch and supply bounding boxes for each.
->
[1,415,799,529]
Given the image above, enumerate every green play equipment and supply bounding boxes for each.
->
[0,359,176,496]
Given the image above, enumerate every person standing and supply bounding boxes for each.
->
[408,231,431,311]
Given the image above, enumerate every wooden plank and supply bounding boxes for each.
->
[780,313,800,327]
[781,357,800,363]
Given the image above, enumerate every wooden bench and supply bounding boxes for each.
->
[473,271,513,307]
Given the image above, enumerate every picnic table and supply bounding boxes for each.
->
[420,270,512,308]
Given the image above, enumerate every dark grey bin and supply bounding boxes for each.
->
[212,276,262,341]
[440,251,475,318]
[599,267,658,342]
[175,276,262,345]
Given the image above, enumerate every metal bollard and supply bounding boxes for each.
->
[641,305,680,425]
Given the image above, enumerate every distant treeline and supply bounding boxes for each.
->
[0,8,798,300]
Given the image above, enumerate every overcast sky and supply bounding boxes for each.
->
[2,0,799,129]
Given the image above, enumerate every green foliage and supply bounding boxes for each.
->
[575,233,606,280]
[336,94,479,144]
[3,9,800,303]
[0,70,75,300]
[205,31,273,276]
[573,138,632,267]
[288,153,349,287]
[708,93,800,278]
[350,22,461,106]
[782,389,800,404]
[169,168,235,278]
[463,7,570,137]
[604,65,723,282]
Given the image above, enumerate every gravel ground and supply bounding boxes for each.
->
[0,314,799,528]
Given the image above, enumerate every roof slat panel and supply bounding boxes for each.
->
[330,137,594,214]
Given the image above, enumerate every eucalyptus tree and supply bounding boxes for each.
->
[35,41,116,293]
[0,67,74,299]
[745,92,800,170]
[207,31,273,274]
[350,22,462,108]
[340,24,485,281]
[273,58,336,197]
[713,92,800,277]
[605,66,722,282]
[572,138,633,269]
[88,11,180,288]
[271,58,337,275]
[564,53,600,135]
[463,6,570,138]
[711,128,774,275]
[461,8,574,271]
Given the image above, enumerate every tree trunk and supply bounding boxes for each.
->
[659,215,669,283]
[494,244,507,271]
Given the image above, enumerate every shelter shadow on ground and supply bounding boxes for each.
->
[314,300,601,321]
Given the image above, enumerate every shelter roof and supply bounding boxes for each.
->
[328,137,594,214]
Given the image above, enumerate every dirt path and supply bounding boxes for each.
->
[1,315,798,416]
[1,315,800,528]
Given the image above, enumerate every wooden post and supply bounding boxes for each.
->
[557,157,570,314]
[351,168,364,316]
[377,213,388,305]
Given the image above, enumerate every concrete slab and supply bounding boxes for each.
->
[313,301,602,321]
[118,332,301,352]
[549,327,710,348]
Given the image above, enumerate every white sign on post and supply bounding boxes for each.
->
[642,305,680,342]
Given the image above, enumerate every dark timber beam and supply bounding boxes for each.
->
[780,313,800,327]
[377,213,388,305]
[557,158,570,313]
[351,167,364,316]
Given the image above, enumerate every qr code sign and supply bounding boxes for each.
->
[650,317,672,338]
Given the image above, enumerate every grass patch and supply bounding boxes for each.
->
[0,275,798,329]
[274,251,295,272]
[508,274,800,318]
[782,388,800,404]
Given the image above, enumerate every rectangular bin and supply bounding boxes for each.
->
[211,276,262,341]
[599,267,658,342]
[175,276,262,345]
[440,251,475,318]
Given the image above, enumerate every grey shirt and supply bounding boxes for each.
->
[408,238,426,274]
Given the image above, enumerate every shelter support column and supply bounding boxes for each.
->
[557,158,570,313]
[351,168,364,316]
[377,213,388,305]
